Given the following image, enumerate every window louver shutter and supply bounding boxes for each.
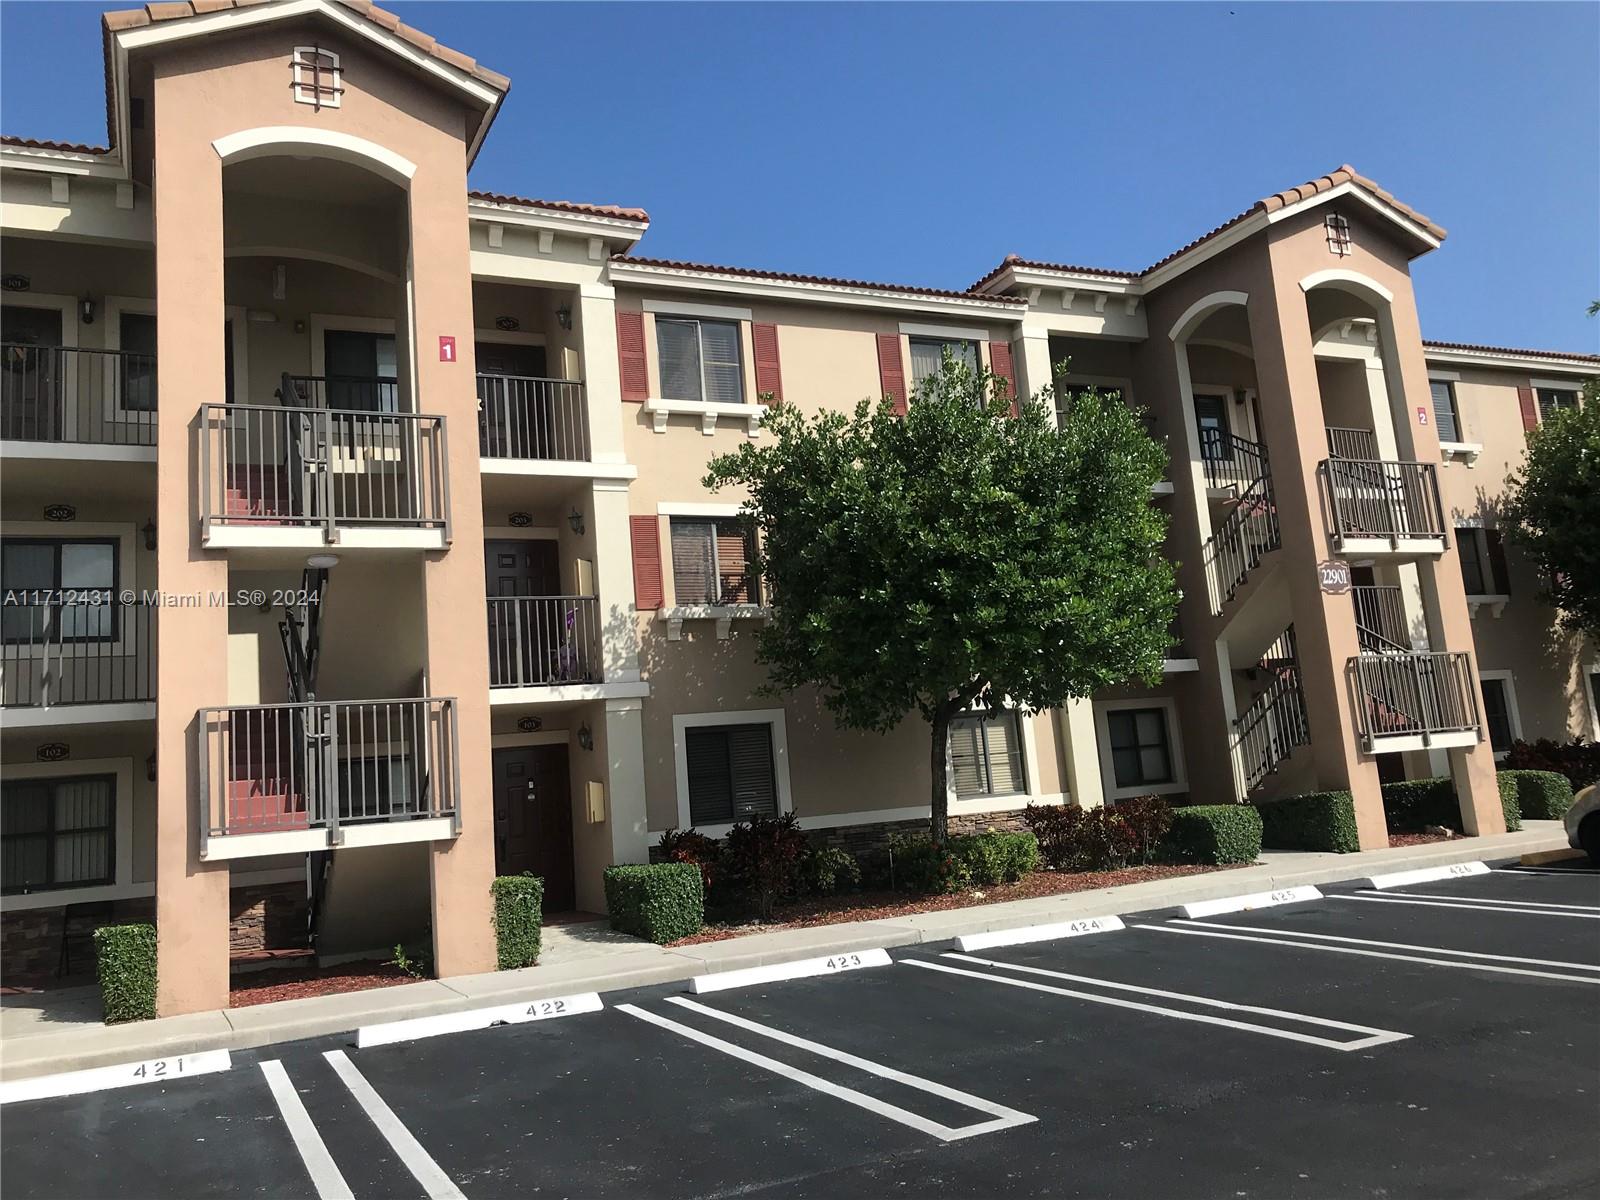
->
[670,519,716,605]
[988,341,1018,415]
[949,717,985,799]
[752,322,783,405]
[616,311,649,401]
[629,515,663,610]
[728,725,777,819]
[876,332,907,415]
[1485,527,1511,595]
[1516,385,1538,433]
[685,729,734,825]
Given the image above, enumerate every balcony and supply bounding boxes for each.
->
[487,594,610,703]
[478,374,590,466]
[199,399,450,550]
[1352,584,1410,651]
[1318,457,1447,556]
[1349,651,1480,753]
[1,600,155,725]
[0,343,156,458]
[197,696,460,859]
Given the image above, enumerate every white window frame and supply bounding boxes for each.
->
[1094,697,1188,801]
[1476,670,1522,761]
[947,703,1031,804]
[671,708,792,837]
[2,521,140,661]
[654,314,745,406]
[0,756,135,912]
[1529,378,1581,425]
[102,296,156,424]
[291,45,343,109]
[666,513,758,608]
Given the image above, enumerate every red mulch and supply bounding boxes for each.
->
[669,862,1243,946]
[1386,832,1460,848]
[229,960,419,1008]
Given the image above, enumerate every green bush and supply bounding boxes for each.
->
[490,874,544,970]
[93,923,157,1024]
[800,845,861,896]
[889,836,971,894]
[1253,791,1361,853]
[1162,805,1263,865]
[724,812,810,920]
[1383,775,1522,833]
[604,863,704,943]
[1498,773,1523,832]
[993,830,1041,880]
[1499,769,1575,820]
[949,831,1040,885]
[656,828,723,896]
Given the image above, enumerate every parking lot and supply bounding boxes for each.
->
[4,859,1597,1199]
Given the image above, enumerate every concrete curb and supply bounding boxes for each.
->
[0,825,1571,1082]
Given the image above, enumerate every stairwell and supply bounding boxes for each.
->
[1229,625,1311,800]
[1201,432,1281,615]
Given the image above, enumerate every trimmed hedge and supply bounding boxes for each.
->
[1498,773,1523,832]
[1383,775,1522,833]
[1163,805,1263,865]
[1499,769,1575,821]
[1253,791,1361,854]
[490,874,544,970]
[93,923,157,1024]
[604,863,704,943]
[949,831,1040,886]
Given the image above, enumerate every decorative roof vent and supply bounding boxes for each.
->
[1324,213,1352,257]
[291,46,343,110]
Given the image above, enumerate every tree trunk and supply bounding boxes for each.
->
[929,704,952,847]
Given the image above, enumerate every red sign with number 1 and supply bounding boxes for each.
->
[439,335,457,363]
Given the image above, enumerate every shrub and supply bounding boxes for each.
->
[724,812,810,920]
[94,924,157,1024]
[490,873,544,970]
[948,831,1042,885]
[1380,777,1460,832]
[604,863,704,943]
[1254,790,1361,853]
[657,828,723,896]
[1023,802,1093,870]
[387,942,432,979]
[994,830,1041,880]
[800,845,861,896]
[1114,796,1175,864]
[1162,805,1263,865]
[1502,738,1600,791]
[1024,801,1169,872]
[1499,769,1575,821]
[888,835,970,894]
[1498,773,1523,832]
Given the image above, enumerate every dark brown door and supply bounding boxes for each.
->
[2,305,65,441]
[485,539,562,688]
[492,744,575,913]
[477,341,550,457]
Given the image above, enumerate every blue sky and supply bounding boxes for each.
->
[3,1,1596,350]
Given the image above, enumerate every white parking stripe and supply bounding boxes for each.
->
[1495,867,1599,878]
[259,1061,354,1200]
[1171,919,1600,969]
[902,957,1408,1052]
[617,1001,1034,1142]
[1333,894,1600,919]
[323,1051,465,1200]
[1139,923,1600,984]
[1354,889,1600,912]
[1367,862,1488,889]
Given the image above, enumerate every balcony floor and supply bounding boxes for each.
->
[3,701,156,728]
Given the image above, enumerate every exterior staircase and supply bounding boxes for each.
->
[1229,626,1311,799]
[1201,431,1280,614]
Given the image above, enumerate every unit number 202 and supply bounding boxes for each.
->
[824,954,863,971]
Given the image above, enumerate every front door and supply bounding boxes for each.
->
[492,744,576,912]
[1194,393,1230,461]
[485,539,561,687]
[2,305,65,441]
[476,340,550,458]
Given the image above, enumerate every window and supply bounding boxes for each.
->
[2,774,115,895]
[949,708,1026,799]
[1,537,118,642]
[908,336,978,393]
[1429,380,1460,443]
[1324,213,1352,257]
[1107,707,1174,789]
[1194,394,1230,460]
[118,312,157,412]
[291,46,342,109]
[1457,527,1488,596]
[1536,388,1578,423]
[657,318,743,405]
[684,723,777,825]
[1479,677,1515,756]
[670,517,759,605]
[1055,382,1124,430]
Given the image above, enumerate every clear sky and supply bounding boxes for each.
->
[3,1,1596,351]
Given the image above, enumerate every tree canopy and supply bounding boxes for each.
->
[704,356,1178,843]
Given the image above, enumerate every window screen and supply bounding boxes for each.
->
[670,517,758,606]
[908,337,978,393]
[1107,708,1173,788]
[685,723,777,825]
[1,774,115,894]
[657,318,744,405]
[949,709,1025,799]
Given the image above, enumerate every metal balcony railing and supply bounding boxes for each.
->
[1352,584,1410,652]
[478,375,590,462]
[1325,425,1380,461]
[199,402,450,540]
[487,595,601,689]
[1199,429,1267,491]
[197,697,459,850]
[1231,658,1310,798]
[0,600,155,708]
[1350,652,1479,749]
[1,343,156,447]
[280,374,399,413]
[1203,472,1281,614]
[1320,458,1447,548]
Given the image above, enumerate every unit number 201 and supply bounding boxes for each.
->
[824,954,863,971]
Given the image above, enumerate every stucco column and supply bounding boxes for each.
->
[1054,702,1105,809]
[1013,325,1053,400]
[576,283,625,466]
[603,697,650,867]
[590,479,642,683]
[151,78,231,1016]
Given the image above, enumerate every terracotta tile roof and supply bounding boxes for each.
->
[469,190,648,225]
[612,256,1027,305]
[967,254,1135,292]
[101,1,511,93]
[1,136,113,155]
[1423,340,1600,365]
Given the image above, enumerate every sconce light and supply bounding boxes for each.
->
[272,263,288,301]
[555,304,573,331]
[494,315,520,332]
[80,295,96,325]
[146,751,157,783]
[577,723,594,752]
[567,507,585,535]
[142,519,157,552]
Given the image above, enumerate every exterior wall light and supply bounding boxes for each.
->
[80,295,96,325]
[556,304,573,331]
[568,508,585,535]
[146,751,157,783]
[142,519,157,551]
[577,723,594,751]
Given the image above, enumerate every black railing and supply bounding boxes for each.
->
[1231,659,1310,797]
[1199,429,1267,491]
[1350,652,1479,749]
[1,601,155,707]
[1325,426,1380,461]
[477,375,590,462]
[487,596,601,688]
[1203,472,1281,614]
[1,343,156,446]
[1320,458,1447,547]
[279,374,399,413]
[1352,584,1409,652]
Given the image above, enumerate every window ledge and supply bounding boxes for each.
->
[1466,594,1509,619]
[643,397,766,437]
[660,604,770,640]
[1439,441,1482,467]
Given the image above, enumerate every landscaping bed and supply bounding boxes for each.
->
[1385,831,1461,848]
[228,960,417,1008]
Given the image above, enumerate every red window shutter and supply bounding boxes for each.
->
[752,322,783,405]
[876,332,907,415]
[616,311,648,402]
[1484,528,1511,596]
[988,340,1018,416]
[1516,385,1538,433]
[629,514,663,610]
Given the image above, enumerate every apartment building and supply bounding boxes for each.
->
[2,0,1595,1016]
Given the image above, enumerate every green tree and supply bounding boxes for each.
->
[704,356,1177,845]
[1502,377,1600,639]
